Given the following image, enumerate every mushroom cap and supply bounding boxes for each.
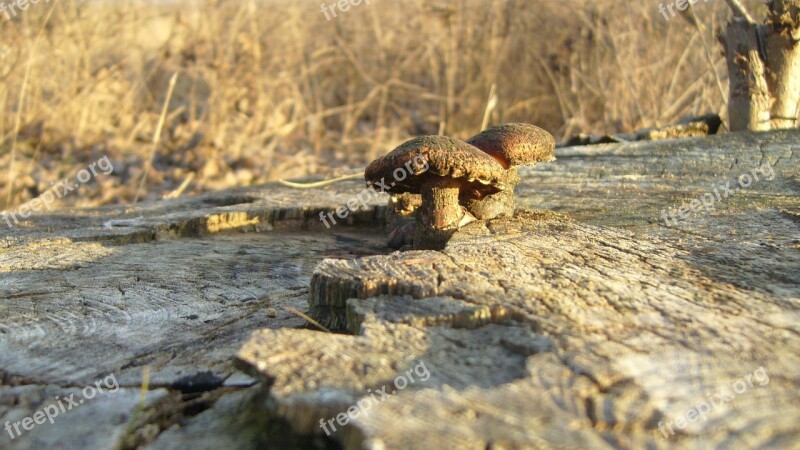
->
[365,136,508,196]
[466,123,555,169]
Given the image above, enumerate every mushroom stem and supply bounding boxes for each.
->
[420,179,463,229]
[414,178,464,249]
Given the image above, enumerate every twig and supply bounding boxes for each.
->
[724,0,756,24]
[608,135,631,144]
[134,72,178,203]
[162,172,195,199]
[480,83,498,131]
[284,306,331,332]
[139,365,150,407]
[124,365,151,441]
[278,172,364,189]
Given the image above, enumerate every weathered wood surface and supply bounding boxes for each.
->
[1,130,798,449]
[0,178,388,449]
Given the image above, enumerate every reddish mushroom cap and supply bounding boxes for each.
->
[467,123,555,169]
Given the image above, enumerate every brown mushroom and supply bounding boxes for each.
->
[466,123,555,169]
[464,123,555,219]
[365,136,508,250]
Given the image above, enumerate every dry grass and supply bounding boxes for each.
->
[0,0,762,210]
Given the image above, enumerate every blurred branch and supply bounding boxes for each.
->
[724,0,756,24]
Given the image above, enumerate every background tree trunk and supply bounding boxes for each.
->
[723,0,800,131]
[766,0,800,129]
[723,20,772,131]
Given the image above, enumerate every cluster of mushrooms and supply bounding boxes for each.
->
[365,123,555,250]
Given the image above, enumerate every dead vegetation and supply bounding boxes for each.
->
[0,0,761,210]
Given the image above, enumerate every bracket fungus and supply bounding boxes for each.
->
[464,123,556,220]
[366,135,508,250]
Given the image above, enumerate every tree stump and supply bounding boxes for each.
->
[1,131,799,449]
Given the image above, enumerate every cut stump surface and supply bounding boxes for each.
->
[1,131,798,449]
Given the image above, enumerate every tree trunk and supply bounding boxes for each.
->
[722,0,800,131]
[765,0,800,129]
[722,20,773,131]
